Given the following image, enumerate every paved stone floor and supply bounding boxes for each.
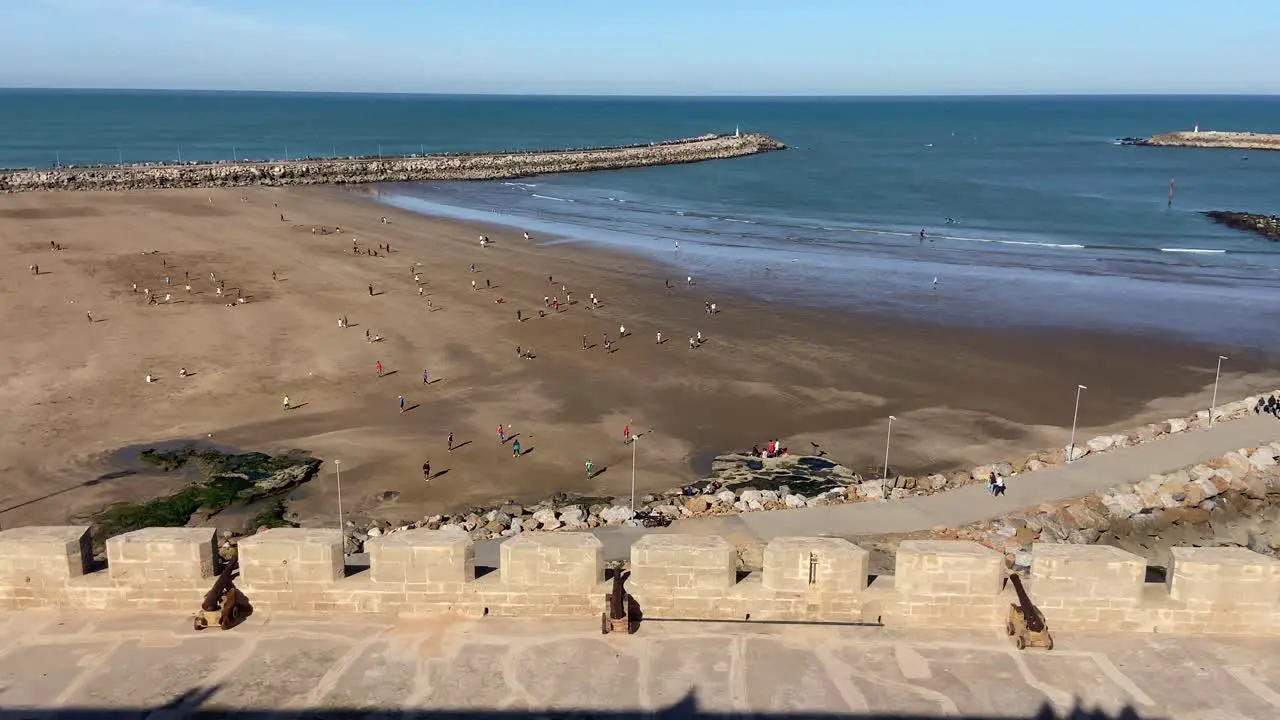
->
[0,611,1278,719]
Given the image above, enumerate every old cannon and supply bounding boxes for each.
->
[193,556,248,631]
[1005,573,1052,651]
[601,569,636,635]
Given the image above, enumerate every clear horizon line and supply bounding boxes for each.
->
[2,86,1280,100]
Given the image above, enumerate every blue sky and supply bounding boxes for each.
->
[2,0,1277,95]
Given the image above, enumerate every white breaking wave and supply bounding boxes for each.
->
[531,193,573,202]
[1161,248,1225,254]
[502,181,538,188]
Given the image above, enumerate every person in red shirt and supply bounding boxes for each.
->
[376,361,383,377]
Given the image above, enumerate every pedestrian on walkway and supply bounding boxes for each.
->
[282,395,290,411]
[376,361,383,377]
[512,439,522,458]
[399,395,406,413]
[86,311,93,323]
[423,461,431,481]
[471,279,477,291]
[498,424,506,442]
[624,421,631,443]
[994,475,1006,497]
[656,331,663,344]
[423,369,429,384]
[368,284,374,296]
[585,459,594,478]
[485,278,491,289]
[447,432,454,452]
[581,334,588,350]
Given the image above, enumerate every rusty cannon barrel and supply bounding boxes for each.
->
[609,572,626,620]
[1008,574,1044,632]
[201,557,240,613]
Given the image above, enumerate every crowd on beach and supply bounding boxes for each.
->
[89,197,728,491]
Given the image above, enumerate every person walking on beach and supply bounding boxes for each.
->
[418,286,424,297]
[282,395,290,411]
[485,278,491,289]
[656,331,663,344]
[368,284,374,296]
[585,459,594,478]
[689,336,697,350]
[516,309,522,322]
[498,424,506,443]
[272,271,277,282]
[582,334,588,350]
[471,280,477,291]
[399,395,406,413]
[423,461,431,482]
[623,421,631,444]
[687,276,693,286]
[619,324,626,338]
[512,439,522,458]
[423,369,429,384]
[376,361,383,377]
[86,311,93,323]
[447,431,454,452]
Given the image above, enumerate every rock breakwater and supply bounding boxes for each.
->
[0,133,785,193]
[1204,210,1280,241]
[1120,130,1280,151]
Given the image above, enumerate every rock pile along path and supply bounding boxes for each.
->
[472,414,1280,564]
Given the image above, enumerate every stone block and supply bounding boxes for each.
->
[0,526,92,583]
[499,533,602,590]
[238,528,343,585]
[1168,547,1280,605]
[762,537,868,593]
[894,541,1002,597]
[106,528,216,582]
[1031,543,1145,606]
[631,534,736,592]
[368,528,474,584]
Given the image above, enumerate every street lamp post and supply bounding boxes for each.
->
[1068,385,1087,462]
[881,415,897,501]
[630,434,638,510]
[334,459,344,540]
[1209,355,1228,428]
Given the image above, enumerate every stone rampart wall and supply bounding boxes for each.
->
[2,526,1278,635]
[0,134,784,192]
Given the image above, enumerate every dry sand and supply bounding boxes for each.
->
[1,187,1276,529]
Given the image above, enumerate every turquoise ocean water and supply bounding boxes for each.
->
[3,90,1279,349]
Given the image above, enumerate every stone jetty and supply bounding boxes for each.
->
[1120,130,1280,151]
[1204,210,1280,241]
[0,133,784,193]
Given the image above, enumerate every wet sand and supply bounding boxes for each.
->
[0,186,1276,529]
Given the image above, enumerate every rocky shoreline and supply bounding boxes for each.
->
[0,133,784,193]
[1119,130,1280,151]
[1203,210,1280,241]
[324,391,1279,554]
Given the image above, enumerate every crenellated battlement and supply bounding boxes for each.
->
[2,526,1278,634]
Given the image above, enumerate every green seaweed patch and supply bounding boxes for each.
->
[93,447,320,548]
[250,499,297,532]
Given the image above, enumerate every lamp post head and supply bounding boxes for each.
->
[1077,384,1087,390]
[1218,355,1229,361]
[889,415,897,421]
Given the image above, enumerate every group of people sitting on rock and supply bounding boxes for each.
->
[987,472,1007,497]
[751,440,789,460]
[1256,395,1280,419]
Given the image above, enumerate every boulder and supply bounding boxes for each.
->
[783,494,807,509]
[759,490,780,503]
[970,462,1014,482]
[531,508,557,526]
[1064,444,1089,462]
[484,520,507,534]
[739,489,763,506]
[1165,418,1188,434]
[1249,448,1277,472]
[684,496,711,514]
[927,474,949,491]
[715,490,737,506]
[1102,492,1144,518]
[600,505,636,523]
[1220,452,1252,478]
[1086,435,1115,453]
[559,506,587,527]
[500,503,525,517]
[857,481,884,500]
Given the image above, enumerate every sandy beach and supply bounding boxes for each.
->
[1,186,1276,530]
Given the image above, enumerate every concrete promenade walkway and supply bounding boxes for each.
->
[664,413,1280,545]
[496,414,1280,563]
